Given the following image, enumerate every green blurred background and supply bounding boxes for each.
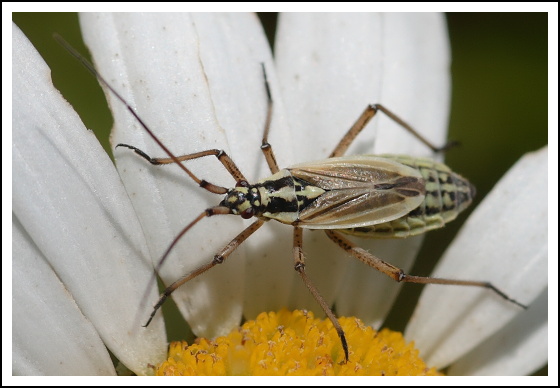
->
[13,13,548,375]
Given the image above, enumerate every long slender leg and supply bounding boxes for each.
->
[116,144,247,194]
[293,227,350,362]
[330,104,455,158]
[324,230,527,309]
[329,105,377,158]
[144,218,266,327]
[259,63,280,174]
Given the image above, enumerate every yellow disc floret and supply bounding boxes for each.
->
[156,309,441,376]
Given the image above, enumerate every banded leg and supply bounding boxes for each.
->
[293,227,350,362]
[144,218,266,327]
[330,104,455,158]
[324,230,527,309]
[259,63,280,174]
[117,145,247,194]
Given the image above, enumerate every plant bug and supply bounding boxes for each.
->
[55,34,526,363]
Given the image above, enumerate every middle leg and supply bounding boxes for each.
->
[330,104,455,158]
[293,227,349,362]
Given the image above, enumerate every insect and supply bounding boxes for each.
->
[56,34,526,362]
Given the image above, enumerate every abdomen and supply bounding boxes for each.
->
[339,155,476,238]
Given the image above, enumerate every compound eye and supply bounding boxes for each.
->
[240,208,254,219]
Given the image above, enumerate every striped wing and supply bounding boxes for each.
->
[288,156,426,229]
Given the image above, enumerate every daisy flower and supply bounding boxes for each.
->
[11,13,548,376]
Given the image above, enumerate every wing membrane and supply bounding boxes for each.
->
[288,156,425,229]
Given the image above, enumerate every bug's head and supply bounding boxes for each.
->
[218,180,261,219]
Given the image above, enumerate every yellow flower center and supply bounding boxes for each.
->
[155,309,441,376]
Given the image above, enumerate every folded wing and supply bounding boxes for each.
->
[288,156,426,229]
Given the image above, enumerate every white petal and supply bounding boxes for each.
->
[79,13,285,337]
[12,23,166,375]
[13,217,115,375]
[274,13,451,327]
[448,287,548,376]
[405,147,548,370]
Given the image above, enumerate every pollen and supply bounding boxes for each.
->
[155,309,441,376]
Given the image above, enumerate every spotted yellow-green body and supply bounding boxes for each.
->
[220,154,475,240]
